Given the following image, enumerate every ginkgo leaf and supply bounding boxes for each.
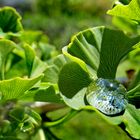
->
[122,105,140,139]
[0,39,16,80]
[0,6,23,33]
[65,26,140,79]
[107,0,140,22]
[0,74,43,101]
[21,86,61,103]
[22,44,35,77]
[43,54,67,83]
[58,61,92,98]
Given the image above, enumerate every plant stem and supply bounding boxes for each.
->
[44,109,79,127]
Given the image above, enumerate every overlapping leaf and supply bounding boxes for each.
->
[82,104,140,139]
[22,44,47,77]
[58,26,140,139]
[60,88,87,110]
[59,26,140,99]
[0,39,16,80]
[107,0,140,22]
[58,61,92,98]
[0,7,23,33]
[65,26,140,79]
[43,54,67,83]
[122,105,140,139]
[0,74,43,101]
[22,44,35,77]
[21,86,61,103]
[112,16,138,33]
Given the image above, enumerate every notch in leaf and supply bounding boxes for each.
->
[66,26,140,79]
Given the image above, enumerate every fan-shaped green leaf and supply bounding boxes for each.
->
[0,7,23,33]
[58,62,92,98]
[42,54,67,83]
[9,107,25,122]
[107,0,140,22]
[82,106,122,125]
[22,44,35,77]
[66,26,140,79]
[43,65,59,83]
[19,30,45,44]
[30,57,47,78]
[25,107,42,126]
[0,39,16,80]
[122,105,140,139]
[0,75,43,101]
[60,88,87,110]
[22,44,47,78]
[112,16,138,33]
[9,107,42,133]
[53,54,67,69]
[21,86,61,103]
[82,104,140,139]
[5,59,28,79]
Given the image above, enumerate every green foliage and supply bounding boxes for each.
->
[83,105,140,139]
[57,0,140,138]
[0,7,23,33]
[0,6,60,140]
[1,1,140,139]
[107,0,140,34]
[21,86,61,103]
[66,26,140,79]
[19,30,48,44]
[0,75,43,101]
[123,105,140,139]
[49,110,131,140]
[0,39,16,80]
[22,44,35,77]
[58,62,92,98]
[126,83,140,106]
[111,16,138,33]
[23,0,111,49]
[108,0,140,22]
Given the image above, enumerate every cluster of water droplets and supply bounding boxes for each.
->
[86,78,128,115]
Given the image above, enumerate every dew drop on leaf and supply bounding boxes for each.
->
[86,78,128,115]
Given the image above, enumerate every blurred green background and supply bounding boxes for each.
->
[0,0,133,139]
[0,0,113,50]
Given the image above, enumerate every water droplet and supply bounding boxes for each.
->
[86,78,128,115]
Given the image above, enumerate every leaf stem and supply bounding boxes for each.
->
[44,109,79,127]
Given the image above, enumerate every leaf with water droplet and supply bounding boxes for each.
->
[86,78,128,115]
